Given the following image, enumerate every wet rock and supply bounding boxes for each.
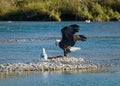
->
[0,57,98,72]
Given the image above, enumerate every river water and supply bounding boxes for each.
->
[0,21,120,86]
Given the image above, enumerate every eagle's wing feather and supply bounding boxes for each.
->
[61,24,79,41]
[73,35,87,42]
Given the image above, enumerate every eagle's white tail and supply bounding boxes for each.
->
[69,47,81,52]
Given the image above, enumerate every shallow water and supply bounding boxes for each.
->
[0,21,120,86]
[0,72,120,86]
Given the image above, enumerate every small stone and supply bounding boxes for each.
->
[0,57,98,72]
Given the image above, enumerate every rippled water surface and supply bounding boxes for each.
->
[0,21,120,86]
[0,72,120,86]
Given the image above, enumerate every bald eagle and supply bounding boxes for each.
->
[56,24,87,57]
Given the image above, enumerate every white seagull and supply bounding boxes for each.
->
[41,48,48,60]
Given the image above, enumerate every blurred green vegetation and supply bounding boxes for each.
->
[0,0,120,21]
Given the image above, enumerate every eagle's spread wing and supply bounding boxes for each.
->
[61,24,79,40]
[73,35,87,42]
[61,24,80,46]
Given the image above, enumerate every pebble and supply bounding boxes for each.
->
[0,57,98,72]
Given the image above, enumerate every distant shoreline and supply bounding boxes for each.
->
[0,0,120,22]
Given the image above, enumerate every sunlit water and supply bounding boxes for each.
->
[0,22,120,86]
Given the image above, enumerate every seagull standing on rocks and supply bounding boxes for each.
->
[41,48,48,60]
[56,24,87,57]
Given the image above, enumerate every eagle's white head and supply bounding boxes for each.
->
[55,39,61,46]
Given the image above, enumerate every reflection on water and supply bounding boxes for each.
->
[0,70,120,86]
[0,69,114,80]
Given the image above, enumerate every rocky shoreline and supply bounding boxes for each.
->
[0,57,98,72]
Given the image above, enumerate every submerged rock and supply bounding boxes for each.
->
[0,57,98,72]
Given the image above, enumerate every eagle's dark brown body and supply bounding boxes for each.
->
[59,24,87,56]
